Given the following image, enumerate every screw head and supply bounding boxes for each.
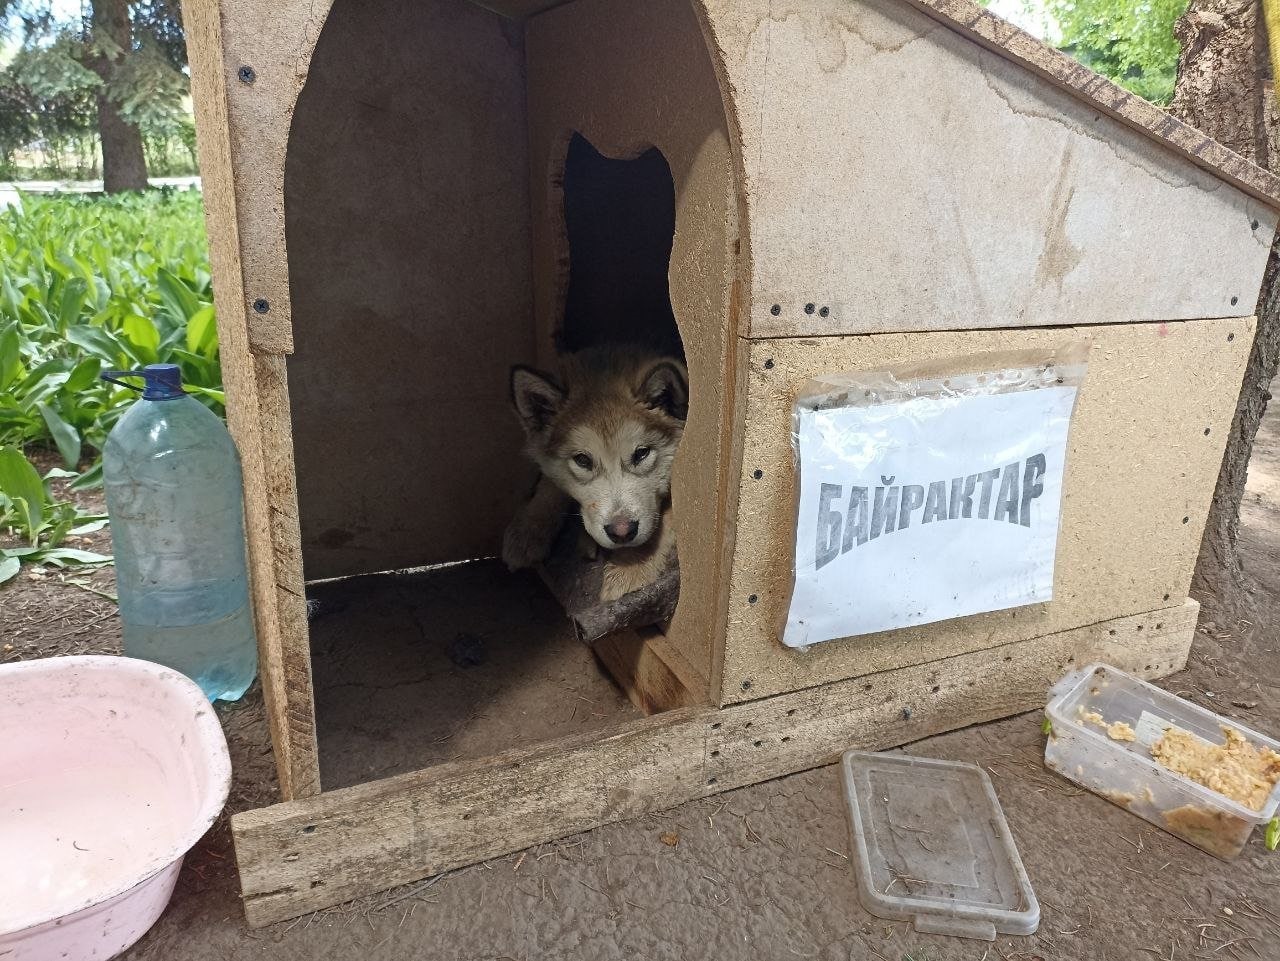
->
[752,468,763,480]
[819,306,829,318]
[901,707,912,720]
[770,304,781,316]
[763,358,774,370]
[804,303,815,315]
[741,679,753,691]
[252,298,270,314]
[748,593,758,604]
[237,65,256,84]
[1230,296,1239,306]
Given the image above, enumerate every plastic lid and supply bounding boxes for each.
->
[100,364,185,401]
[842,750,1040,941]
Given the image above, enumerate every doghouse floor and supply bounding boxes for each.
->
[307,560,642,789]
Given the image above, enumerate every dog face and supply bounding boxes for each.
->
[511,349,687,551]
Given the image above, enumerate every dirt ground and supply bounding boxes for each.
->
[6,415,1280,961]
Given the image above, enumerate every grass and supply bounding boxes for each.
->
[0,187,219,581]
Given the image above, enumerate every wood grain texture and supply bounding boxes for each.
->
[697,0,1278,339]
[721,317,1252,705]
[184,0,320,800]
[526,0,740,697]
[232,599,1196,926]
[593,629,696,715]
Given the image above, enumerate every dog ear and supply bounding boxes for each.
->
[511,366,565,434]
[637,360,689,421]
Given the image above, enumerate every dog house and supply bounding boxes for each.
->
[183,0,1280,925]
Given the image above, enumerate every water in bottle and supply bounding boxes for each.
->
[101,364,258,701]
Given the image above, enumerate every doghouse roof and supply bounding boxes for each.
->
[476,0,1280,209]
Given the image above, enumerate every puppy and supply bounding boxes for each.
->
[502,345,687,602]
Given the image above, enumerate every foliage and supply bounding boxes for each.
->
[0,446,111,583]
[0,2,195,180]
[0,188,221,480]
[990,0,1187,104]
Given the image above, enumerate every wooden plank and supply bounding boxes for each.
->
[593,629,698,715]
[526,0,740,698]
[184,0,320,800]
[697,0,1277,338]
[232,599,1195,925]
[721,317,1251,705]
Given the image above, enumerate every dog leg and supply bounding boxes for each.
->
[502,477,572,571]
[600,505,676,603]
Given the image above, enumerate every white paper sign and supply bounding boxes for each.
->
[783,385,1078,648]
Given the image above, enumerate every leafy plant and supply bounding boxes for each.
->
[0,188,221,480]
[0,445,110,583]
[1051,0,1187,104]
[985,0,1187,104]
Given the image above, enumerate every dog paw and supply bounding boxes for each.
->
[600,562,652,603]
[502,521,553,571]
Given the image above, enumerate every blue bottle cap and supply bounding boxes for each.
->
[141,364,185,400]
[100,364,186,400]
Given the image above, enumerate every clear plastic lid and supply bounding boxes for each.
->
[841,751,1040,941]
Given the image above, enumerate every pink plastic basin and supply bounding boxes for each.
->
[0,655,231,960]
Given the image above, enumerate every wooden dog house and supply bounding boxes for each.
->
[183,0,1280,925]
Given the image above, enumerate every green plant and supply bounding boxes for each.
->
[986,0,1187,104]
[0,445,109,583]
[0,188,221,480]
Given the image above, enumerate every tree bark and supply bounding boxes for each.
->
[1171,0,1280,607]
[89,0,148,192]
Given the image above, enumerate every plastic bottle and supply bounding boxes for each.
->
[101,364,258,701]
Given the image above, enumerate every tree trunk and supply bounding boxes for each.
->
[89,0,148,192]
[1170,0,1280,609]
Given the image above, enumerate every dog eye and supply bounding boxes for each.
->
[632,446,652,466]
[572,453,594,471]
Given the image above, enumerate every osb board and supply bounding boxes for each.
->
[285,0,537,579]
[697,0,1277,338]
[526,0,740,694]
[721,317,1252,705]
[184,0,319,799]
[232,600,1195,925]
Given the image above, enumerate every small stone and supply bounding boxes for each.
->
[659,832,679,847]
[1223,907,1234,917]
[447,633,486,668]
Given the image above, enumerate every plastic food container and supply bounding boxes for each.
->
[0,655,232,960]
[1044,663,1280,859]
[841,751,1039,940]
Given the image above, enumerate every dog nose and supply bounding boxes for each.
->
[605,518,639,544]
